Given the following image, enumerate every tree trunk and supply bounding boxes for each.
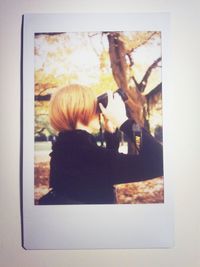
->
[107,32,146,154]
[107,32,146,125]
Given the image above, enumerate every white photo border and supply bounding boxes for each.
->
[22,13,173,249]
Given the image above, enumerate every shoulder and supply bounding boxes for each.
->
[54,130,95,147]
[51,130,99,159]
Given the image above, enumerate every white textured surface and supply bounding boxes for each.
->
[0,0,200,266]
[22,13,172,250]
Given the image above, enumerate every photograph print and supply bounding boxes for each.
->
[34,30,164,205]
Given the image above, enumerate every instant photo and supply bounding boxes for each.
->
[22,13,173,249]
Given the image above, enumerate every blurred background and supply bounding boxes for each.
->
[34,31,164,204]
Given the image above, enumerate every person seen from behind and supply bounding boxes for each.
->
[39,84,163,205]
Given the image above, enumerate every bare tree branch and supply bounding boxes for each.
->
[88,33,99,38]
[126,53,134,67]
[35,83,56,98]
[129,31,159,53]
[37,88,49,96]
[137,57,162,92]
[146,83,162,100]
[35,127,45,134]
[130,75,139,88]
[146,83,162,118]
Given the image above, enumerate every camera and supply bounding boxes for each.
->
[97,88,128,113]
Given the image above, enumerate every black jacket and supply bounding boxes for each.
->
[39,120,163,205]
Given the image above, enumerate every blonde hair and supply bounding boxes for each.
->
[49,84,97,132]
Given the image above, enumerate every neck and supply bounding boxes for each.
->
[76,117,100,134]
[76,122,92,133]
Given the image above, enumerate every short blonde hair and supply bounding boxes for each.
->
[49,84,97,132]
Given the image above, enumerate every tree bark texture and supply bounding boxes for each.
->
[107,32,146,127]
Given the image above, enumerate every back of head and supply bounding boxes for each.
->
[49,84,97,132]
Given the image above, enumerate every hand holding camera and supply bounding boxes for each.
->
[99,90,128,131]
